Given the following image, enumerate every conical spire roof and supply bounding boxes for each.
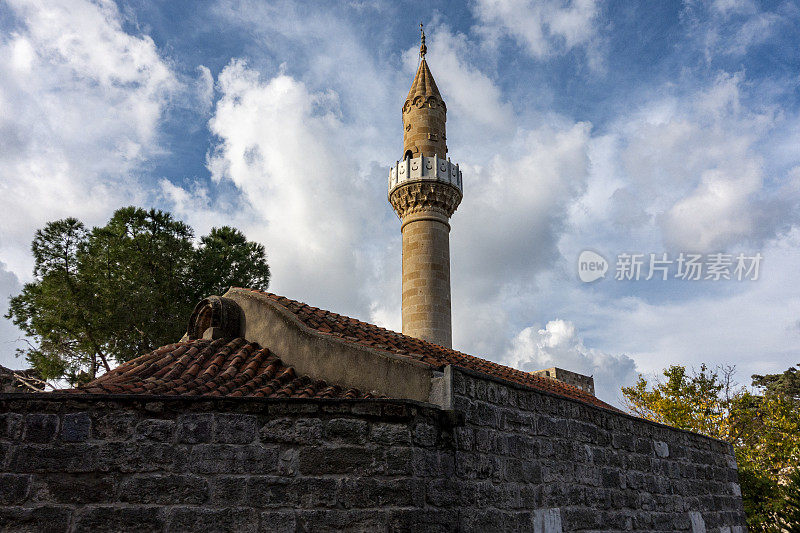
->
[406,57,442,103]
[406,26,443,105]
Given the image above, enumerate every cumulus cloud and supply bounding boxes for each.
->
[568,72,798,253]
[456,121,592,290]
[445,118,594,362]
[212,0,398,156]
[472,0,601,60]
[505,319,639,405]
[202,59,395,317]
[0,0,178,275]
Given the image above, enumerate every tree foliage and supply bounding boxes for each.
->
[779,468,800,532]
[5,207,270,385]
[622,363,800,532]
[753,365,800,400]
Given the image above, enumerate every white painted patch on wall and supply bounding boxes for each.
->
[654,440,669,458]
[533,508,562,533]
[690,511,706,533]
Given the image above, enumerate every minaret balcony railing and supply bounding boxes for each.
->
[388,155,462,196]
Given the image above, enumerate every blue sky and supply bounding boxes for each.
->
[1,0,799,405]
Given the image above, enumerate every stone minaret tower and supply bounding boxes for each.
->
[389,27,462,348]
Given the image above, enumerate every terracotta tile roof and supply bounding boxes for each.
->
[240,289,619,411]
[74,337,376,399]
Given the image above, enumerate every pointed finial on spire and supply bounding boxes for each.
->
[419,23,427,58]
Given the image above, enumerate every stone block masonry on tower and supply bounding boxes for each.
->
[389,27,462,349]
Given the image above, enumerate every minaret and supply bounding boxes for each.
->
[389,26,462,348]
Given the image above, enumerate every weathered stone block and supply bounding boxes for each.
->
[119,474,208,504]
[73,505,164,532]
[107,441,176,473]
[538,416,568,437]
[8,443,101,473]
[0,413,23,440]
[177,413,213,444]
[214,413,257,444]
[245,476,337,508]
[23,414,59,443]
[92,412,137,441]
[388,508,456,533]
[386,445,425,476]
[370,422,411,445]
[36,473,116,504]
[60,412,91,442]
[294,509,386,532]
[0,505,72,533]
[323,418,368,443]
[166,506,258,532]
[189,444,278,475]
[298,445,383,476]
[0,474,30,504]
[561,506,601,530]
[338,477,425,509]
[259,418,322,444]
[258,510,296,533]
[209,476,248,506]
[135,418,175,442]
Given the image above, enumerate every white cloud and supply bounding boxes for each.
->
[660,162,761,251]
[195,65,215,114]
[212,0,398,160]
[448,119,593,364]
[203,59,395,317]
[0,261,25,368]
[0,0,178,276]
[588,228,800,381]
[472,0,601,59]
[455,121,592,291]
[684,0,784,59]
[573,72,797,253]
[505,319,639,405]
[402,26,515,134]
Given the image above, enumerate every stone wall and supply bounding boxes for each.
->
[0,394,454,533]
[0,368,746,532]
[446,367,747,532]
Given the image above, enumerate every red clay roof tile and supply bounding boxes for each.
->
[73,337,377,400]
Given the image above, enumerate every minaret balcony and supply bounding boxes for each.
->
[388,155,462,196]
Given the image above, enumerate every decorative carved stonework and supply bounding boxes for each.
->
[388,180,462,220]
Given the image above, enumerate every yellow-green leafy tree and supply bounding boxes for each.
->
[622,364,800,532]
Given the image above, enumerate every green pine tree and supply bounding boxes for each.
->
[5,207,270,384]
